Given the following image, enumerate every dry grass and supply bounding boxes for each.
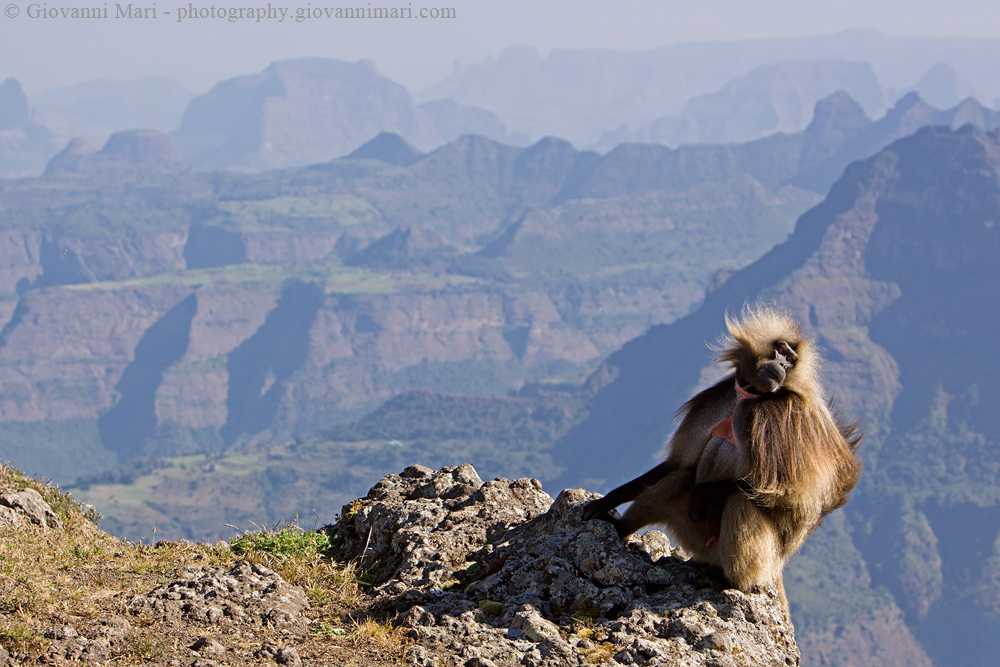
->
[0,462,411,665]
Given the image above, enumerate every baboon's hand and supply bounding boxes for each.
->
[583,503,625,537]
[583,497,614,521]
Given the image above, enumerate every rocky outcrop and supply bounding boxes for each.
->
[128,560,310,632]
[324,464,798,666]
[0,487,63,529]
[0,78,61,178]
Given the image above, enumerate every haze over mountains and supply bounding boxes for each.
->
[3,29,1000,177]
[424,30,1000,146]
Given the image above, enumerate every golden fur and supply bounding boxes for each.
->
[585,304,863,613]
[718,306,861,508]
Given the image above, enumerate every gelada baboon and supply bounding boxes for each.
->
[584,305,861,610]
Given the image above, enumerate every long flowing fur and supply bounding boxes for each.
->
[585,304,863,611]
[718,305,862,513]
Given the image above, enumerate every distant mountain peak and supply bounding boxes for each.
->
[44,130,182,175]
[0,77,30,130]
[907,62,982,111]
[172,57,510,171]
[346,131,423,165]
[807,91,870,132]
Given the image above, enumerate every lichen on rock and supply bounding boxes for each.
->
[323,463,799,666]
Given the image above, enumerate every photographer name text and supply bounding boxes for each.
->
[10,2,456,22]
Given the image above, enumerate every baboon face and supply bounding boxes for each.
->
[736,340,799,395]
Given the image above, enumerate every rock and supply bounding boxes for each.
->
[326,463,552,588]
[44,625,79,640]
[324,464,799,667]
[275,646,301,666]
[512,608,561,642]
[0,488,63,530]
[0,506,21,529]
[190,637,226,656]
[42,629,110,664]
[128,560,309,632]
[255,641,302,666]
[94,615,132,643]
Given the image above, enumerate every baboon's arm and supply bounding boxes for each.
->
[583,375,736,520]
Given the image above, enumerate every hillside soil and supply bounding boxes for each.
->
[0,463,409,666]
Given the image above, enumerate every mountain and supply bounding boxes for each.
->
[44,130,183,175]
[610,59,887,149]
[902,63,985,111]
[347,131,424,165]
[0,78,61,178]
[31,76,194,147]
[0,125,829,484]
[793,92,1000,192]
[5,92,987,486]
[171,58,512,171]
[422,30,1000,146]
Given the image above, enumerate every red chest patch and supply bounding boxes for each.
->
[712,415,735,443]
[712,382,757,444]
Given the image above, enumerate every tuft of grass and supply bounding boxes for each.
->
[349,617,403,649]
[313,620,348,637]
[583,646,615,664]
[228,521,332,559]
[227,519,365,609]
[0,620,47,653]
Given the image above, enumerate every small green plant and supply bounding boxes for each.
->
[0,621,46,652]
[313,620,347,636]
[228,522,332,559]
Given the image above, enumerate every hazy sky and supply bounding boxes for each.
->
[2,0,999,94]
